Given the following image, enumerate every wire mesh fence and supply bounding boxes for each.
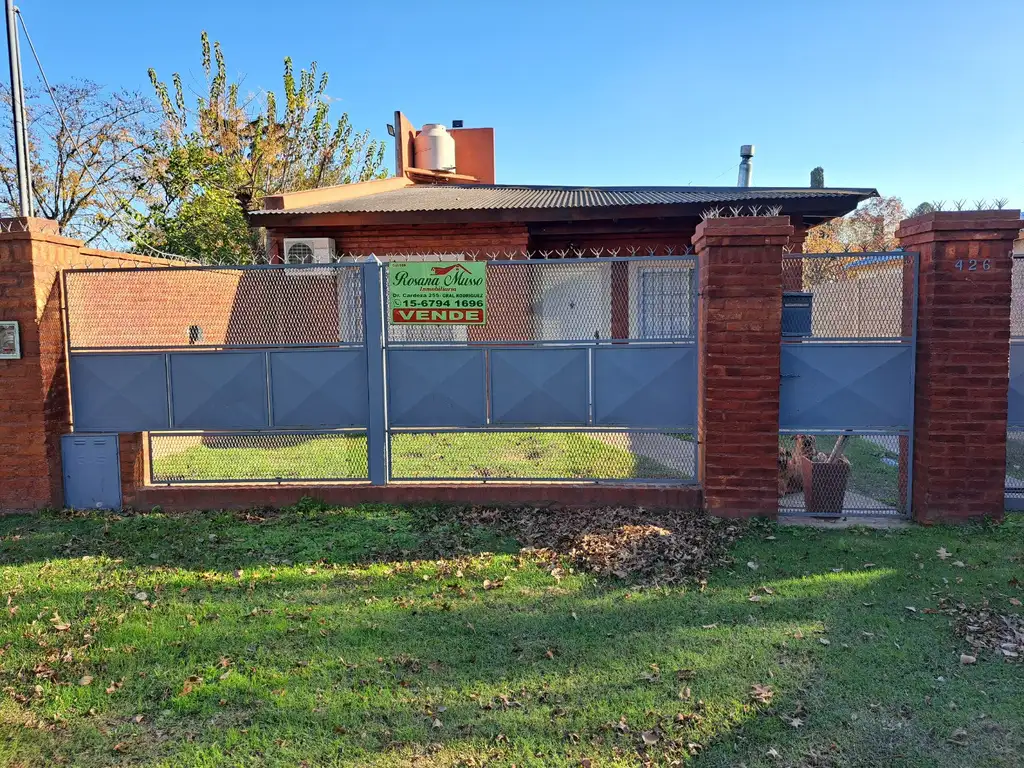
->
[1006,430,1024,503]
[389,429,696,482]
[384,257,697,344]
[782,252,913,339]
[147,429,696,484]
[149,431,368,484]
[64,264,365,350]
[778,432,908,516]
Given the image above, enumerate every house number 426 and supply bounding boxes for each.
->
[954,259,990,271]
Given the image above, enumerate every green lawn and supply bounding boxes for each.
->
[152,432,687,483]
[2,506,1022,767]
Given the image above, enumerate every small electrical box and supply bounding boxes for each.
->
[782,291,813,337]
[61,434,122,510]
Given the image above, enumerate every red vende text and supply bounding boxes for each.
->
[392,308,485,324]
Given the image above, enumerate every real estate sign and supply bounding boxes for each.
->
[388,262,487,324]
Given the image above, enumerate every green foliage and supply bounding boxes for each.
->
[137,31,388,262]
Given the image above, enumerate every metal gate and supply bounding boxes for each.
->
[779,251,918,518]
[1006,255,1024,509]
[63,255,699,488]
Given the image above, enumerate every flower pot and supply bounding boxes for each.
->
[799,455,851,514]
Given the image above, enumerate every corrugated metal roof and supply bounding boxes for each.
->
[251,184,876,216]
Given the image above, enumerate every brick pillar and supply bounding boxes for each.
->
[896,210,1022,523]
[693,216,792,517]
[0,219,77,510]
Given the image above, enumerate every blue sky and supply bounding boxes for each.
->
[23,0,1024,209]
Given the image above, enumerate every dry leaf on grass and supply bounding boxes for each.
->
[750,684,774,704]
[459,506,744,586]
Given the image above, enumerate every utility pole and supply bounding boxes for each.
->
[5,0,31,216]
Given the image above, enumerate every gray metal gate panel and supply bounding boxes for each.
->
[388,348,486,427]
[592,346,696,428]
[490,348,588,425]
[780,343,913,430]
[170,352,269,429]
[1008,343,1024,427]
[61,433,121,510]
[269,349,368,428]
[70,353,170,432]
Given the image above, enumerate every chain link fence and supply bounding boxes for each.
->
[64,264,365,350]
[778,432,908,516]
[149,432,368,484]
[389,429,695,483]
[783,252,913,339]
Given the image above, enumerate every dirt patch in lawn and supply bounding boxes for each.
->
[461,506,745,585]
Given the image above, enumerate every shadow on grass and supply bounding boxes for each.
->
[2,565,883,767]
[0,503,519,572]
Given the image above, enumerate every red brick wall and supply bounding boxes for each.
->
[897,211,1021,523]
[133,482,702,513]
[693,217,792,517]
[270,223,530,256]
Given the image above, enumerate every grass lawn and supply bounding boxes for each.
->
[2,506,1022,767]
[152,432,686,483]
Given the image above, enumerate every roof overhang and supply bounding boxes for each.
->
[250,189,876,229]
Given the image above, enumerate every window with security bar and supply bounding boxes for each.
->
[637,267,693,339]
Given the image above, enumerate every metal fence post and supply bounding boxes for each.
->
[362,258,389,485]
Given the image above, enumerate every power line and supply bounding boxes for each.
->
[686,161,739,188]
[16,9,192,260]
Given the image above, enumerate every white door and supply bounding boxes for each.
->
[533,262,611,341]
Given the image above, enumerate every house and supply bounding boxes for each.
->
[246,111,877,341]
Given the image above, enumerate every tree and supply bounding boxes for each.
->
[804,195,907,254]
[139,32,388,260]
[0,80,154,246]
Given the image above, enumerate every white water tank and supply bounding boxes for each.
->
[414,123,457,172]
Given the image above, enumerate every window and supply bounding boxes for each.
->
[638,268,693,339]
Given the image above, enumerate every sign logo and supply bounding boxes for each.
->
[388,261,487,325]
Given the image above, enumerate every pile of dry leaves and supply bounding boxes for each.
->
[936,598,1023,662]
[461,506,745,585]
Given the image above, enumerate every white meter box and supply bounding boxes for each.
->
[0,321,20,359]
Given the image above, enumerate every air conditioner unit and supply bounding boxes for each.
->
[283,237,336,265]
